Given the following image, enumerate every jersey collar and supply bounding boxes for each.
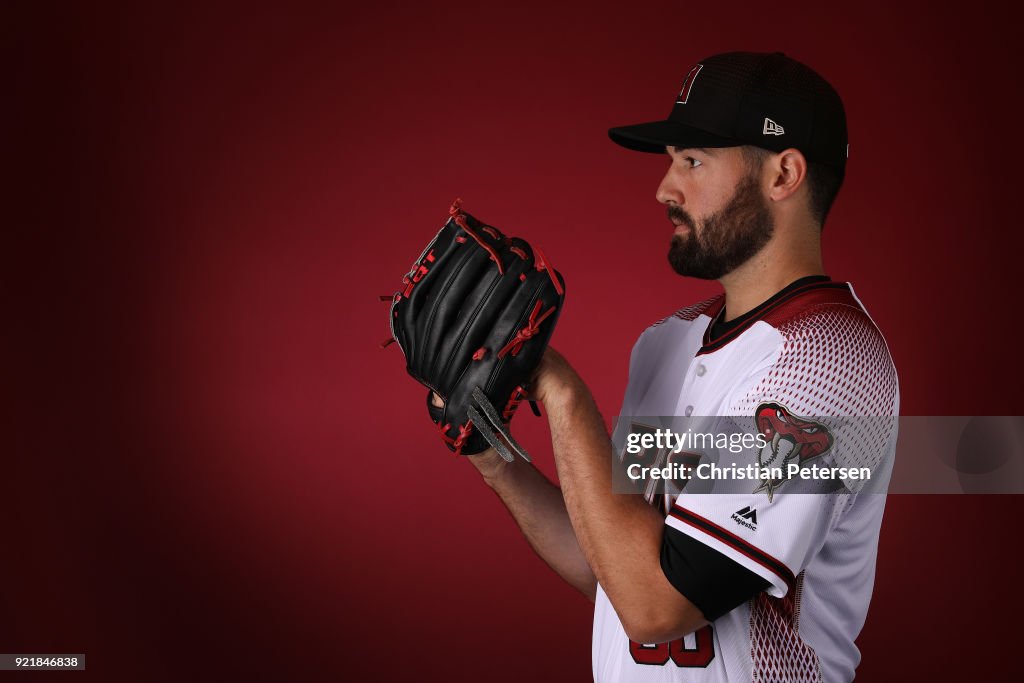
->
[699,275,845,353]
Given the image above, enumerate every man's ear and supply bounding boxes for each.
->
[767,148,807,203]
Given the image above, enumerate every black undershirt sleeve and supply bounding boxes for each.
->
[660,525,771,622]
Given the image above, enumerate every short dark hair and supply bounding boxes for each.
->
[741,146,844,228]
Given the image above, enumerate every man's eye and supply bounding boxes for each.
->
[686,157,702,168]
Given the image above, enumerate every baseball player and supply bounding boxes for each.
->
[460,51,899,682]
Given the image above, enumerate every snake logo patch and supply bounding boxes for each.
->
[753,402,834,500]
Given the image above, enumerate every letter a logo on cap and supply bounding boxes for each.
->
[676,64,703,104]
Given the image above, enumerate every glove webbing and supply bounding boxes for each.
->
[468,386,532,463]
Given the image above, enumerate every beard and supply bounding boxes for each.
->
[666,170,774,280]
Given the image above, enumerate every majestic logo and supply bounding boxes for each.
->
[763,118,785,135]
[731,506,758,530]
[753,402,834,500]
[676,64,703,104]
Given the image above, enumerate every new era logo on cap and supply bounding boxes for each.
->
[763,118,784,136]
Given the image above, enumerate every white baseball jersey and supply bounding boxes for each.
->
[594,277,900,683]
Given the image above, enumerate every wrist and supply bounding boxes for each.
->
[465,448,514,486]
[541,374,588,412]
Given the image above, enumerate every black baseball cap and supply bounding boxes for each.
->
[608,51,848,172]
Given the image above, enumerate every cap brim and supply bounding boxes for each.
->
[608,120,740,154]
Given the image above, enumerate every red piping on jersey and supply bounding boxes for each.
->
[497,300,557,358]
[472,347,487,361]
[510,246,528,260]
[450,198,505,275]
[669,505,796,594]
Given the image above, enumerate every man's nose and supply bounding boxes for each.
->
[656,168,683,206]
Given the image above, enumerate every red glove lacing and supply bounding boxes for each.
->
[436,420,474,456]
[497,300,558,359]
[532,244,564,295]
[502,385,528,421]
[450,199,504,275]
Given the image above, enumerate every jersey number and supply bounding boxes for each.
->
[629,625,715,668]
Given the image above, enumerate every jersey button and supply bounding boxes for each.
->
[696,364,706,377]
[684,405,694,416]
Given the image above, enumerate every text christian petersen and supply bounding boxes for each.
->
[622,428,872,483]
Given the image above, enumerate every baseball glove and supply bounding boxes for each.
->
[383,199,566,462]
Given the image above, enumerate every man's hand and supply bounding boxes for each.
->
[433,345,583,482]
[529,347,586,410]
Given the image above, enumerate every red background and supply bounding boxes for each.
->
[7,1,1022,680]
